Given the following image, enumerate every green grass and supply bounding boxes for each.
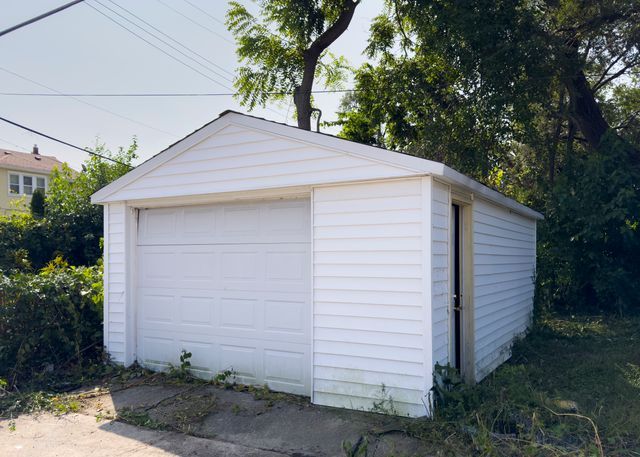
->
[410,312,640,456]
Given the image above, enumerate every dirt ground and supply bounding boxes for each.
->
[0,380,431,457]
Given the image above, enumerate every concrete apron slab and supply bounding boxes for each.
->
[0,413,287,457]
[4,383,431,457]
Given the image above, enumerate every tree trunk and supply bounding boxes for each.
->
[564,70,610,149]
[294,54,318,131]
[549,88,566,185]
[293,0,359,130]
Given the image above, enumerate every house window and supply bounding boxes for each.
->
[23,176,33,195]
[9,174,19,194]
[7,173,47,196]
[36,177,46,192]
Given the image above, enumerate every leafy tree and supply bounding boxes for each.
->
[0,141,136,271]
[539,132,640,311]
[337,0,640,311]
[226,0,360,130]
[30,189,46,219]
[45,140,137,266]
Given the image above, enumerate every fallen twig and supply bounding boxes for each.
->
[545,407,604,457]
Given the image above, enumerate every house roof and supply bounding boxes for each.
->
[0,148,65,174]
[91,110,543,220]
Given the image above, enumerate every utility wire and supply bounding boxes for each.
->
[0,89,359,97]
[0,115,133,167]
[87,1,289,120]
[0,0,85,38]
[0,66,178,137]
[0,136,30,152]
[100,0,234,82]
[156,0,234,45]
[180,0,226,27]
[85,1,231,90]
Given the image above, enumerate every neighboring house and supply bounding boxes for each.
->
[92,111,543,417]
[0,145,64,214]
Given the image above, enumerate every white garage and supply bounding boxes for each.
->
[92,110,542,417]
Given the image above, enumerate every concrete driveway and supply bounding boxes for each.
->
[0,380,431,457]
[1,412,285,457]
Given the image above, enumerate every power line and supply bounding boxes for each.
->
[0,89,359,97]
[86,1,289,121]
[100,0,235,82]
[0,115,133,167]
[85,1,231,90]
[0,0,85,38]
[180,0,226,27]
[0,136,30,152]
[0,66,178,137]
[157,0,234,45]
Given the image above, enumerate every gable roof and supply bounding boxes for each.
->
[0,148,64,174]
[91,110,543,220]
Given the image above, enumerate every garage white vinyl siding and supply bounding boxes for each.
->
[109,124,417,201]
[473,199,536,380]
[431,180,450,366]
[136,199,312,395]
[312,179,427,417]
[104,202,127,363]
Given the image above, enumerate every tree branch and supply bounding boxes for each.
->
[308,0,360,58]
[593,59,640,92]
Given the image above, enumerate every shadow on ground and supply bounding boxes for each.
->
[77,381,431,457]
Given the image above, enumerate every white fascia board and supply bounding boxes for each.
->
[439,165,544,220]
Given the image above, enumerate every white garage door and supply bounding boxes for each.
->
[136,198,311,395]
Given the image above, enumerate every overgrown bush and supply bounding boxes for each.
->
[0,141,136,272]
[0,213,56,271]
[0,258,103,388]
[538,132,640,312]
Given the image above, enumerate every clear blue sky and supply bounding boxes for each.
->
[0,0,382,169]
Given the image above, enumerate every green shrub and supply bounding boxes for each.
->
[30,189,46,218]
[0,258,103,388]
[538,131,640,312]
[0,213,55,271]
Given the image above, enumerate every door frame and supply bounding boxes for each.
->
[450,193,475,383]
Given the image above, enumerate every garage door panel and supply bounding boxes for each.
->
[140,293,176,324]
[141,209,178,244]
[221,205,261,236]
[140,335,176,365]
[180,249,217,284]
[264,299,307,335]
[221,250,260,280]
[139,199,310,245]
[179,295,214,326]
[219,297,257,330]
[179,340,216,372]
[220,344,258,380]
[139,250,176,284]
[136,198,311,395]
[138,328,310,395]
[183,206,216,238]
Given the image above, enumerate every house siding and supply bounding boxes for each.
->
[104,202,127,363]
[473,198,536,380]
[431,180,450,366]
[108,124,419,201]
[312,179,428,417]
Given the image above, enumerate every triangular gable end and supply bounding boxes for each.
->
[92,112,430,203]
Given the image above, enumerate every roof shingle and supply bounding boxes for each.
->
[0,148,65,173]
